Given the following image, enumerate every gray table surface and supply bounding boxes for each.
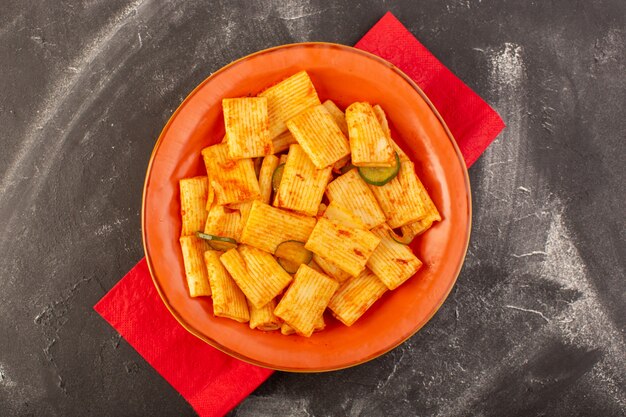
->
[1,1,624,416]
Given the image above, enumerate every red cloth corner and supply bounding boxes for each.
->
[356,12,505,167]
[95,12,505,417]
[94,259,273,417]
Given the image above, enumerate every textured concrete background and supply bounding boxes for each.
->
[1,1,624,416]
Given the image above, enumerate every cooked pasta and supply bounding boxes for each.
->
[248,299,282,331]
[274,264,339,337]
[346,102,395,167]
[201,143,261,205]
[220,245,292,309]
[368,160,428,228]
[304,217,381,278]
[321,200,367,230]
[372,104,410,162]
[328,268,388,326]
[272,130,299,154]
[240,200,316,254]
[179,176,209,236]
[399,174,442,241]
[367,224,422,290]
[313,254,353,283]
[259,71,321,138]
[179,235,212,297]
[176,74,442,334]
[204,250,249,322]
[285,104,350,169]
[280,314,325,335]
[258,155,280,204]
[326,168,386,229]
[223,97,273,159]
[275,144,333,216]
[204,205,243,241]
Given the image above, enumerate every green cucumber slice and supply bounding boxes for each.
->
[357,152,400,186]
[272,163,285,193]
[387,229,412,245]
[339,163,356,175]
[277,257,301,274]
[275,240,313,265]
[196,232,238,251]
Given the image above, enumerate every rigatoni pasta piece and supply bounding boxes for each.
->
[322,100,348,136]
[259,71,321,138]
[220,245,292,308]
[400,211,441,241]
[326,169,386,229]
[179,236,212,297]
[399,176,442,240]
[238,245,293,307]
[346,102,395,167]
[279,323,295,336]
[332,155,352,174]
[201,143,261,205]
[223,97,273,159]
[274,264,339,337]
[400,219,431,241]
[279,154,288,164]
[328,269,388,326]
[204,205,243,241]
[275,144,333,216]
[371,104,390,138]
[315,314,326,332]
[313,254,352,283]
[372,104,410,162]
[286,104,350,169]
[367,224,423,290]
[305,217,381,277]
[205,179,215,210]
[321,100,352,173]
[368,160,428,228]
[280,314,325,335]
[272,130,298,154]
[179,176,209,236]
[240,200,316,254]
[248,299,281,331]
[307,259,325,274]
[204,250,249,322]
[228,201,254,227]
[322,200,367,230]
[258,155,279,203]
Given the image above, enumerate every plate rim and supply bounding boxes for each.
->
[141,42,472,372]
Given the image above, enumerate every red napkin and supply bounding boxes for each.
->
[356,12,505,167]
[95,11,504,417]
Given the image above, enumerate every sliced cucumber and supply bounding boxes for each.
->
[208,240,238,251]
[358,152,400,186]
[275,240,313,265]
[272,163,285,193]
[277,257,301,274]
[387,229,412,245]
[339,163,356,175]
[196,232,238,251]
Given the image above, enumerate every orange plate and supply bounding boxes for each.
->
[142,43,471,372]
